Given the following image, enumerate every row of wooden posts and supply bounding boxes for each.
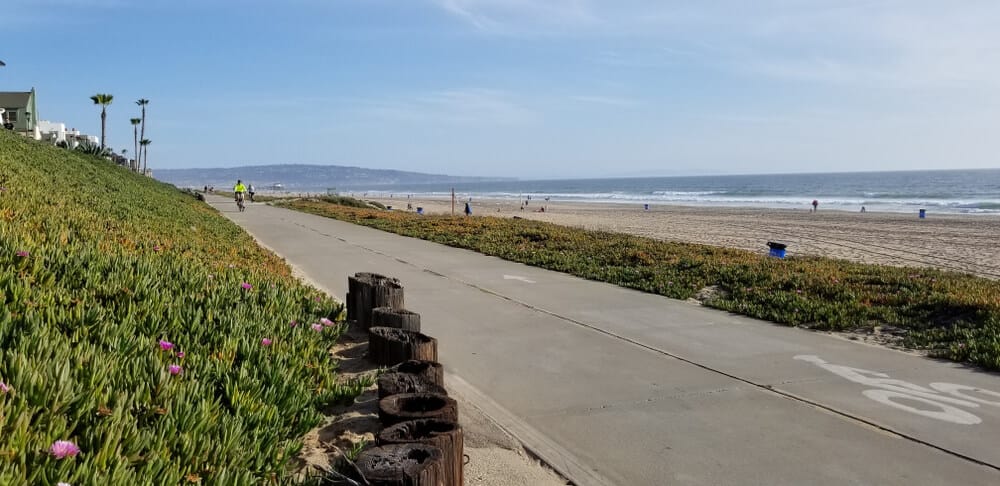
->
[347,272,463,486]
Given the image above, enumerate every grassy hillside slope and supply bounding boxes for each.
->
[0,131,360,485]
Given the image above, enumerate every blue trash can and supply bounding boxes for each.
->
[644,204,649,211]
[416,207,424,215]
[919,209,926,219]
[767,241,787,259]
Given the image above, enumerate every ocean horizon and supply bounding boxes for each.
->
[160,168,1000,215]
[333,169,1000,215]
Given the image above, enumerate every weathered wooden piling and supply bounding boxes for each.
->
[372,306,422,332]
[348,273,404,329]
[355,443,444,486]
[390,360,445,387]
[369,327,437,366]
[379,419,464,486]
[379,393,458,427]
[378,372,448,400]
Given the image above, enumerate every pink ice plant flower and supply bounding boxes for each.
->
[261,338,272,346]
[58,483,71,486]
[153,245,162,252]
[289,320,298,327]
[159,340,174,351]
[240,282,252,290]
[169,364,182,375]
[49,441,81,459]
[0,381,11,394]
[311,323,323,332]
[15,250,29,257]
[320,317,334,327]
[176,351,185,358]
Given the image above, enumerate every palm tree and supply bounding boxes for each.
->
[140,139,151,174]
[136,99,149,167]
[90,94,114,149]
[130,118,142,172]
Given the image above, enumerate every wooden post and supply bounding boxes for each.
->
[372,307,421,332]
[390,360,444,387]
[379,393,458,427]
[379,420,464,486]
[355,443,444,486]
[348,272,404,329]
[369,327,437,366]
[378,372,448,399]
[451,188,455,216]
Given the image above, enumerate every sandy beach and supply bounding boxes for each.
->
[367,196,1000,279]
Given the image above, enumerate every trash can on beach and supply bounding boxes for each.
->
[644,204,649,211]
[416,207,424,215]
[767,241,787,259]
[919,209,926,219]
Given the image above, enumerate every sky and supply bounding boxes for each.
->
[3,0,999,178]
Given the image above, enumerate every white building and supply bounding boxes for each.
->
[62,127,98,149]
[37,120,67,144]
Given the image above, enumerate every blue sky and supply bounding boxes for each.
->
[4,0,999,178]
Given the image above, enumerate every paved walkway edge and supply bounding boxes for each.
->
[446,374,615,486]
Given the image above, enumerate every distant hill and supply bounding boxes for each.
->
[154,164,515,190]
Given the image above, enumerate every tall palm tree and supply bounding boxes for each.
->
[130,118,142,172]
[136,99,149,166]
[90,94,114,149]
[140,139,151,174]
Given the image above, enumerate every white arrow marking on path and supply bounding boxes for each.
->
[503,275,536,284]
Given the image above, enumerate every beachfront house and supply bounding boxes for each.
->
[0,88,39,138]
[64,128,99,149]
[37,120,68,145]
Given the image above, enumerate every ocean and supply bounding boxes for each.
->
[340,169,1000,215]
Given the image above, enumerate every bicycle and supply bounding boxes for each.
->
[235,192,246,212]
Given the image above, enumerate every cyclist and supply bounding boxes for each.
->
[234,180,248,211]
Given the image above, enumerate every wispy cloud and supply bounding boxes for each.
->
[569,95,637,107]
[430,1,1000,91]
[432,0,598,33]
[357,88,538,125]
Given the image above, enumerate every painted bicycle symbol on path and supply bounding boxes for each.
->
[795,355,1000,425]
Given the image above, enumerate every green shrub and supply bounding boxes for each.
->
[317,196,383,210]
[0,130,359,484]
[278,199,1000,370]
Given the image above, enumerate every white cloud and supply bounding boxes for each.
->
[569,95,636,107]
[357,88,538,125]
[432,0,599,33]
[430,0,1000,91]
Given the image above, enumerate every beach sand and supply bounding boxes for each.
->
[369,196,1000,279]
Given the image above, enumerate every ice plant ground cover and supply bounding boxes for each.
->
[279,198,1000,370]
[0,130,369,484]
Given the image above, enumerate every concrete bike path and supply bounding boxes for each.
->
[211,197,1000,485]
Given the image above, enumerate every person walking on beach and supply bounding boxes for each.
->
[812,199,819,212]
[464,201,472,216]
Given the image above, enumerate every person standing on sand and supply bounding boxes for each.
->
[812,200,819,212]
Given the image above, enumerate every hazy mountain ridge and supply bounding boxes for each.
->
[155,164,515,190]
